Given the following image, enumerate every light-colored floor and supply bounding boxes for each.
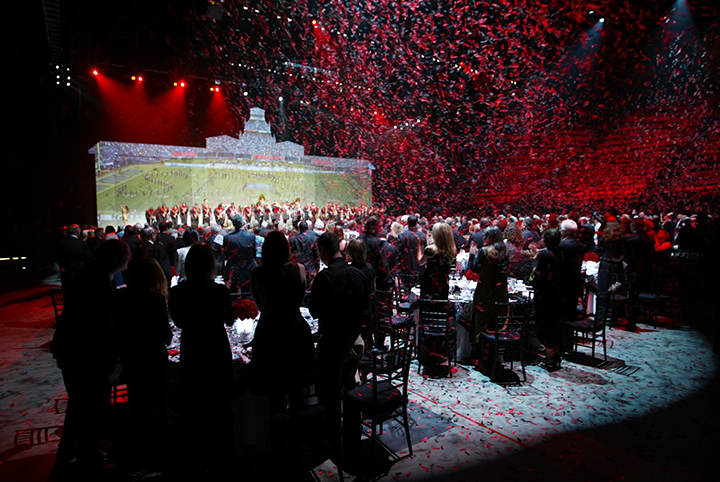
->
[1,284,718,481]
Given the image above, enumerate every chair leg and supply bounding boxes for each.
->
[402,406,413,456]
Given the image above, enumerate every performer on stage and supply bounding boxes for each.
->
[190,203,201,228]
[120,205,130,226]
[215,203,226,227]
[226,203,237,221]
[202,199,213,226]
[179,203,189,226]
[158,204,170,223]
[171,205,180,226]
[145,207,156,227]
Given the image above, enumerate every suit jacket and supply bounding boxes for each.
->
[290,231,319,277]
[134,240,172,282]
[56,236,94,288]
[223,229,257,287]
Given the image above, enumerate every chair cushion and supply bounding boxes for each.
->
[344,380,404,413]
[566,318,601,331]
[482,330,521,342]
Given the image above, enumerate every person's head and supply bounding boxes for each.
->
[129,256,168,297]
[390,221,403,239]
[183,228,199,246]
[543,228,561,250]
[140,226,155,241]
[483,225,503,246]
[232,214,245,229]
[317,232,340,264]
[346,238,367,265]
[314,219,325,231]
[98,239,132,275]
[364,216,379,236]
[333,226,344,239]
[261,230,291,268]
[158,222,168,233]
[125,225,136,237]
[560,219,578,238]
[68,224,80,237]
[298,221,309,232]
[105,225,116,235]
[184,244,216,282]
[602,221,622,242]
[503,222,523,246]
[407,215,418,228]
[432,223,456,259]
[347,219,357,231]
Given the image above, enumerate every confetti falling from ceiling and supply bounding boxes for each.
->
[68,0,720,214]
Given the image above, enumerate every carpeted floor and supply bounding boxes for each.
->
[1,284,718,481]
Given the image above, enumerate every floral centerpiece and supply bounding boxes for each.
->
[232,298,259,321]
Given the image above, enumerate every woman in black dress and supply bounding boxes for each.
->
[169,244,235,473]
[116,257,172,450]
[249,231,316,402]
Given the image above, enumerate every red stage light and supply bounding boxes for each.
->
[138,76,143,82]
[92,69,98,76]
[180,81,185,87]
[215,87,220,92]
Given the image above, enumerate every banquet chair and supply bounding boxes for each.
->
[395,273,419,316]
[269,365,345,481]
[50,288,64,320]
[417,298,456,377]
[638,268,676,327]
[482,301,531,383]
[343,328,413,469]
[360,292,412,381]
[564,291,612,362]
[374,289,411,349]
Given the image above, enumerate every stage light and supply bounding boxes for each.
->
[599,18,605,23]
[180,81,185,87]
[173,82,178,87]
[138,76,143,82]
[215,87,220,92]
[92,69,98,76]
[278,96,284,102]
[131,76,136,81]
[243,91,248,96]
[66,82,70,86]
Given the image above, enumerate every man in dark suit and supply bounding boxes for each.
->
[133,226,172,283]
[559,220,587,322]
[397,215,425,277]
[122,225,141,253]
[56,224,94,289]
[290,221,319,282]
[157,222,174,249]
[310,231,370,385]
[223,215,257,293]
[51,240,131,474]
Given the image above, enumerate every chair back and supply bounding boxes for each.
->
[418,298,452,326]
[493,301,530,342]
[593,291,612,329]
[50,288,64,319]
[396,273,419,297]
[375,289,395,321]
[371,335,413,396]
